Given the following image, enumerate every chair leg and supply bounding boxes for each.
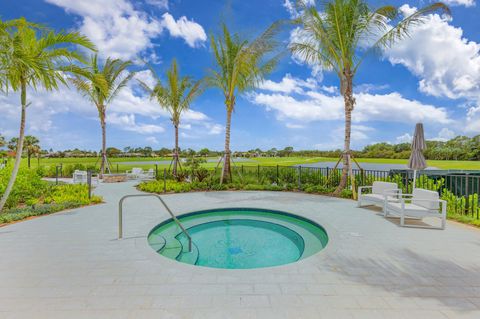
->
[400,214,405,227]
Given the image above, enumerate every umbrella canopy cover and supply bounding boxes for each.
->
[408,123,427,170]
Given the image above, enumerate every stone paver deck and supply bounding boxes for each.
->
[1,182,480,319]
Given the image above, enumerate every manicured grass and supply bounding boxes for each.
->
[7,156,480,171]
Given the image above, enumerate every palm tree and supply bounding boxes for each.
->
[290,0,449,195]
[138,60,202,176]
[207,23,281,183]
[24,135,40,168]
[0,18,95,212]
[0,134,5,149]
[5,136,39,167]
[70,54,134,177]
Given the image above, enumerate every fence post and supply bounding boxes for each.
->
[298,166,302,190]
[60,164,63,177]
[276,165,279,184]
[465,174,470,215]
[87,170,92,199]
[55,166,59,185]
[241,165,244,175]
[116,164,119,173]
[257,165,260,183]
[163,168,167,193]
[155,164,158,179]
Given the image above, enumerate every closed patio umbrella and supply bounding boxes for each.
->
[408,123,427,190]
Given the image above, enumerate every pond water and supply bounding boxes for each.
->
[296,162,439,171]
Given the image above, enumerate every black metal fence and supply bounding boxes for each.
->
[206,165,480,219]
[45,162,480,220]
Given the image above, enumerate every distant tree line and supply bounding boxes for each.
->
[2,133,479,161]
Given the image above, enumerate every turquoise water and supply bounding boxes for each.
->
[148,208,328,269]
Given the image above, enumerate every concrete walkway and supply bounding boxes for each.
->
[0,182,479,319]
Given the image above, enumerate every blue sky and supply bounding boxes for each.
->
[1,0,479,152]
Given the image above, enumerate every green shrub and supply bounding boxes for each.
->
[0,166,48,209]
[0,202,82,224]
[340,189,353,199]
[62,164,87,177]
[44,184,102,205]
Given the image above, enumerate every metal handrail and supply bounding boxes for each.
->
[118,194,192,252]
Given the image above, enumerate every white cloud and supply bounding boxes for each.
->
[250,87,451,125]
[283,0,316,18]
[441,0,475,7]
[289,27,324,80]
[146,136,160,144]
[385,11,480,101]
[46,0,206,60]
[160,13,207,48]
[206,123,224,135]
[108,113,165,134]
[465,105,480,133]
[145,0,169,9]
[431,128,456,141]
[396,133,413,144]
[285,123,305,129]
[46,0,163,60]
[259,74,317,94]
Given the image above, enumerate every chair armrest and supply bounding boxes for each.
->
[383,189,402,201]
[358,186,372,196]
[396,194,415,198]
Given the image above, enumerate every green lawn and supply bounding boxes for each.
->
[7,156,480,171]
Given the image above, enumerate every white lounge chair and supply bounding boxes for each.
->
[145,168,155,180]
[385,188,447,229]
[126,167,144,179]
[358,181,401,212]
[73,170,88,184]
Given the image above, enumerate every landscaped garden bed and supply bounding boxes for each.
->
[0,165,102,225]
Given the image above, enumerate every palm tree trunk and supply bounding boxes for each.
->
[221,107,233,184]
[99,107,107,178]
[173,124,179,176]
[27,152,31,168]
[334,71,355,195]
[0,80,27,212]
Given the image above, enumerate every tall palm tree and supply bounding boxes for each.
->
[290,0,449,195]
[70,54,134,177]
[207,23,281,183]
[138,60,202,176]
[0,18,95,212]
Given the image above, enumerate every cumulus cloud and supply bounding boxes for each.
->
[146,136,160,144]
[385,9,480,101]
[441,0,475,7]
[431,128,456,141]
[465,105,480,133]
[396,133,413,144]
[250,87,451,125]
[283,0,316,18]
[160,13,207,48]
[46,0,206,60]
[145,0,169,9]
[289,27,324,80]
[259,74,317,94]
[46,0,162,60]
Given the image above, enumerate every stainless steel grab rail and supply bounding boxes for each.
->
[118,194,192,252]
